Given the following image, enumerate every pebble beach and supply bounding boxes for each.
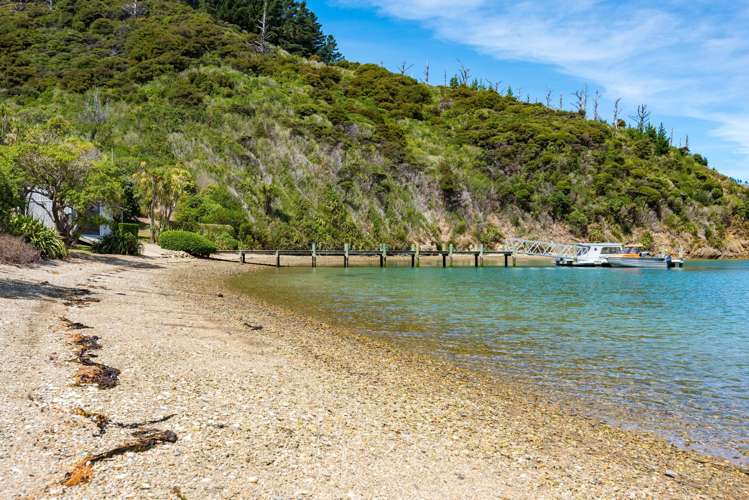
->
[1,247,748,498]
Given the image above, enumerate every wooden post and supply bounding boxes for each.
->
[442,252,447,268]
[275,250,280,268]
[512,255,517,267]
[415,244,420,268]
[479,244,484,267]
[344,243,349,268]
[448,244,454,267]
[241,251,245,264]
[504,253,508,268]
[312,242,317,268]
[410,244,415,268]
[474,252,479,267]
[380,244,387,268]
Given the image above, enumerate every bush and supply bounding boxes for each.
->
[0,234,41,265]
[117,222,140,238]
[9,215,67,259]
[159,230,216,257]
[93,231,142,255]
[212,232,239,250]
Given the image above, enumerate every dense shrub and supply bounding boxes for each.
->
[0,234,41,265]
[93,231,142,255]
[159,230,216,257]
[117,223,140,238]
[9,215,67,259]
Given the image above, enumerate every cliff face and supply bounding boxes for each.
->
[2,1,748,255]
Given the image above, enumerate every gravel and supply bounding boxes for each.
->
[0,246,747,498]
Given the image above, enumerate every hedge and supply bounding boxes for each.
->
[117,222,140,238]
[93,231,142,255]
[159,230,217,258]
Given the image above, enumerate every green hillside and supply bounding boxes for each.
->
[2,0,748,255]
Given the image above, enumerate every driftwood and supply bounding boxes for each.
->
[63,429,178,486]
[73,407,176,435]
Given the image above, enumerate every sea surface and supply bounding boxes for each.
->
[230,260,749,465]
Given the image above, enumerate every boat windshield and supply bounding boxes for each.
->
[600,246,623,254]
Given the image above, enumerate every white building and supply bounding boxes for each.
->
[26,191,112,241]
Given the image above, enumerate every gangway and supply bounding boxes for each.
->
[506,238,586,259]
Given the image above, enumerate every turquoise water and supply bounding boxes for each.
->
[231,261,749,465]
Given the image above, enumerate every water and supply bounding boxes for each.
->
[229,261,749,465]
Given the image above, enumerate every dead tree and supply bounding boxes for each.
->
[632,104,650,131]
[545,89,552,108]
[423,62,430,84]
[593,90,600,120]
[398,61,413,76]
[559,93,564,110]
[457,60,470,86]
[573,86,588,116]
[81,89,110,140]
[612,98,622,128]
[254,0,269,53]
[122,0,143,18]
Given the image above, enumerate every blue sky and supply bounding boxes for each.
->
[309,0,749,179]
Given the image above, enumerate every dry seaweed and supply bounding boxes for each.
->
[74,364,120,389]
[60,316,92,330]
[63,429,178,486]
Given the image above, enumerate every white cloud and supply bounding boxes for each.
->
[339,0,749,175]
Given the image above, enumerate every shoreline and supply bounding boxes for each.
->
[226,260,748,468]
[1,251,747,497]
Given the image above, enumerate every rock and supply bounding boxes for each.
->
[664,469,677,478]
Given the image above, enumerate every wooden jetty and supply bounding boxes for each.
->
[216,244,514,268]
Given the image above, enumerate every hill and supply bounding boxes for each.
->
[2,0,748,256]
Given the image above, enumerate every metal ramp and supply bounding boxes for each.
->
[506,238,586,259]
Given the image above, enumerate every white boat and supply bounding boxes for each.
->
[556,243,684,269]
[555,243,623,267]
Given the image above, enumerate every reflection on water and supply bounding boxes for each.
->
[230,260,749,465]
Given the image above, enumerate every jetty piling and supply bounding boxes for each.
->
[224,245,514,268]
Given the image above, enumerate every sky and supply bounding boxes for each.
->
[308,0,749,180]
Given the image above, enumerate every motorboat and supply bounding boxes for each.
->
[555,243,684,268]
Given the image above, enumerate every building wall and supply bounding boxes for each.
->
[25,191,111,238]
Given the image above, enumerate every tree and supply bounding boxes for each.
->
[612,98,622,128]
[573,87,588,116]
[123,0,144,18]
[632,104,650,132]
[18,123,123,246]
[0,145,24,231]
[457,60,470,86]
[134,164,193,242]
[318,34,342,64]
[398,61,413,76]
[593,89,600,120]
[423,62,430,84]
[80,89,110,140]
[254,0,269,53]
[198,0,340,61]
[545,89,552,108]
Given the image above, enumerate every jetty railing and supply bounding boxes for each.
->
[214,243,514,268]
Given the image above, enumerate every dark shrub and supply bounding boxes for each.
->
[93,231,142,255]
[0,234,41,265]
[9,215,67,259]
[159,230,216,258]
[117,222,140,238]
